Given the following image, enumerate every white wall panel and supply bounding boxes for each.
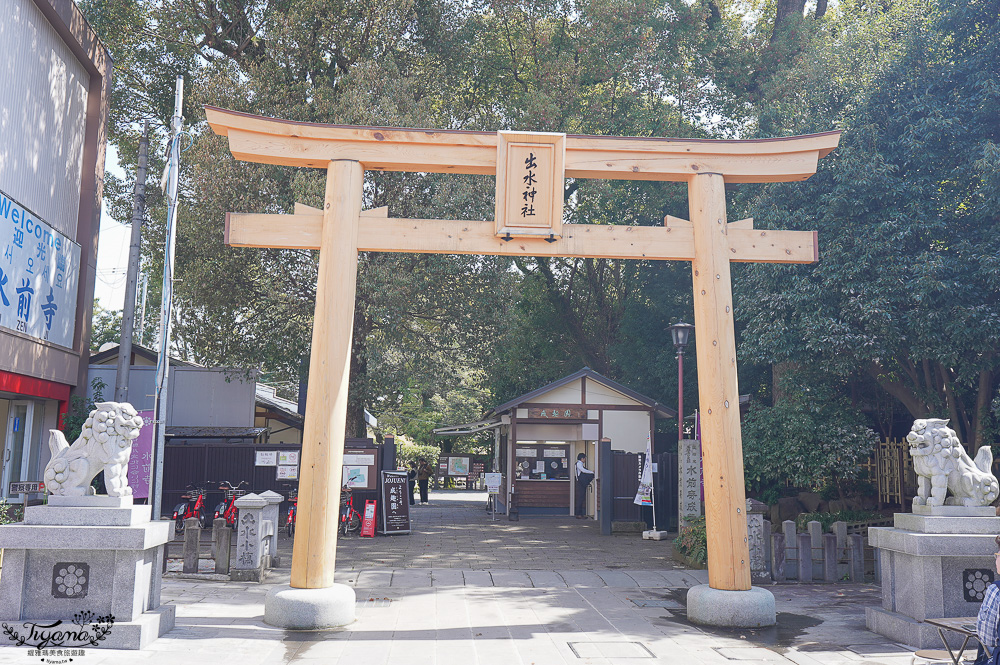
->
[0,0,89,237]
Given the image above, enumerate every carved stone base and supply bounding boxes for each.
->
[868,512,1000,649]
[912,504,996,517]
[0,503,174,650]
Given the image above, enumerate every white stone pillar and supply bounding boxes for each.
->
[232,493,267,582]
[260,490,284,566]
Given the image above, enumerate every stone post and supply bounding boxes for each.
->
[832,521,848,579]
[782,520,797,580]
[822,533,838,582]
[848,534,865,582]
[231,493,268,582]
[214,518,232,575]
[746,499,770,584]
[183,518,201,574]
[678,439,702,528]
[797,533,812,583]
[770,533,786,583]
[807,520,823,579]
[260,490,284,567]
[763,520,772,578]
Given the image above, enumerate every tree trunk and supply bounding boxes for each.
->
[815,0,828,19]
[973,368,996,454]
[772,0,806,41]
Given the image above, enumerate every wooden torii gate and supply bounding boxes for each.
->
[206,106,839,623]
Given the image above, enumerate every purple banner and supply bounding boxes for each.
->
[126,410,154,499]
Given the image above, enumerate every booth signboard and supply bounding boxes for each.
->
[276,465,298,480]
[278,451,298,465]
[380,470,411,535]
[255,451,277,466]
[485,473,501,494]
[343,448,377,490]
[527,407,587,419]
[361,500,377,537]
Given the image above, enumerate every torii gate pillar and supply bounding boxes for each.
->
[685,173,776,627]
[262,160,363,628]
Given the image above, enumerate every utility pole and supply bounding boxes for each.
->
[150,78,183,521]
[137,272,148,346]
[115,120,149,403]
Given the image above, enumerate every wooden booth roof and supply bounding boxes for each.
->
[488,367,676,419]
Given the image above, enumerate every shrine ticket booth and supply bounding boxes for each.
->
[483,367,674,518]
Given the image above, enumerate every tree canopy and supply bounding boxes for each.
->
[83,0,1000,486]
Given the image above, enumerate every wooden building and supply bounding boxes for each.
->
[440,368,674,518]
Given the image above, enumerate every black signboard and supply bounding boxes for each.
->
[379,470,411,535]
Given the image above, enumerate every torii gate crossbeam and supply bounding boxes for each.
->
[205,106,839,629]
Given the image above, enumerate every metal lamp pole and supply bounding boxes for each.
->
[669,322,694,440]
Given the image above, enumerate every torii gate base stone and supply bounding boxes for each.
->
[207,107,840,630]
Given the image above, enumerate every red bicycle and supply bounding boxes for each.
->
[340,486,361,536]
[213,480,249,528]
[286,489,298,537]
[172,484,210,534]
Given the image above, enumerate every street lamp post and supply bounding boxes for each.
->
[669,322,695,441]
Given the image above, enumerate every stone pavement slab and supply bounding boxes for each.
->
[1,491,932,664]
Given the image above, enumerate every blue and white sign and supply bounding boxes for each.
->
[0,188,80,348]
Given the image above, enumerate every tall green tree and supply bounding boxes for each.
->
[737,0,1000,450]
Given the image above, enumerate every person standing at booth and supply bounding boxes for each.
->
[575,453,594,519]
[417,459,433,505]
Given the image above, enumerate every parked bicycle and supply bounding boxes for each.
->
[172,484,210,535]
[286,489,297,537]
[213,480,249,528]
[339,486,361,536]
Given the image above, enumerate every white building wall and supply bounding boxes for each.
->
[0,0,89,237]
[584,383,635,405]
[602,410,650,453]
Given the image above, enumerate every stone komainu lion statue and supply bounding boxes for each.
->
[44,401,144,497]
[907,418,999,508]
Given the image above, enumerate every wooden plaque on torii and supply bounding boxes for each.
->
[207,106,839,592]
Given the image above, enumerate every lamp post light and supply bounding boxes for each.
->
[669,321,695,441]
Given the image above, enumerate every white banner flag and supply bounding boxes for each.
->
[634,433,653,506]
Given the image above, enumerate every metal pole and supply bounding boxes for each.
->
[151,77,184,521]
[677,349,684,441]
[114,120,150,403]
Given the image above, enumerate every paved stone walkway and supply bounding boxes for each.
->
[0,491,939,664]
[331,489,683,571]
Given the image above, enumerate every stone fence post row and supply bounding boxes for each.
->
[743,508,872,584]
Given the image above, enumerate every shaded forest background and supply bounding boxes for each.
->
[82,0,1000,495]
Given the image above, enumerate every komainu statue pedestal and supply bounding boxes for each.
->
[867,506,999,649]
[0,496,175,649]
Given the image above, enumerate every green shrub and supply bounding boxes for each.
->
[0,499,24,525]
[795,510,881,531]
[673,516,707,565]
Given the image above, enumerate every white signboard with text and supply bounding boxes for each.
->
[255,451,278,466]
[0,189,80,347]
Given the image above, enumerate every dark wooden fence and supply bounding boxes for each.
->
[609,450,678,531]
[162,441,302,519]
